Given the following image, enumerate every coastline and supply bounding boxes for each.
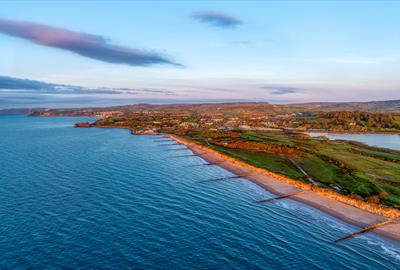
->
[165,134,400,242]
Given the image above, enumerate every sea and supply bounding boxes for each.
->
[1,115,399,269]
[307,132,400,151]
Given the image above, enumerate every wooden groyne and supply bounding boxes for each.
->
[188,161,225,167]
[198,175,249,183]
[153,139,171,142]
[159,142,181,146]
[258,191,305,203]
[192,152,207,156]
[204,161,226,166]
[334,220,394,243]
[212,175,249,181]
[165,148,189,151]
[172,153,207,158]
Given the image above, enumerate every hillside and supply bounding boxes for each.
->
[28,100,400,116]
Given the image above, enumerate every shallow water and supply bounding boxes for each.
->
[307,132,400,151]
[1,115,399,269]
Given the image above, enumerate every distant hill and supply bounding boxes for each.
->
[28,99,400,116]
[294,100,400,113]
[0,108,39,115]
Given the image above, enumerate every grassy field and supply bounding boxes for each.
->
[185,131,400,208]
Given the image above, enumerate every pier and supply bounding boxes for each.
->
[334,220,394,243]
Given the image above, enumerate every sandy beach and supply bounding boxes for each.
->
[166,134,400,242]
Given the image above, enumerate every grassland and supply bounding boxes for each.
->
[183,130,400,208]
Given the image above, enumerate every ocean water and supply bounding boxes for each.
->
[0,115,399,270]
[307,132,400,151]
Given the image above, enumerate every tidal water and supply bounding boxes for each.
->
[307,132,400,151]
[1,115,399,269]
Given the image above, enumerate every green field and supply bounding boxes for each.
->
[185,131,400,207]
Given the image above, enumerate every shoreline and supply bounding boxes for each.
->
[165,134,400,242]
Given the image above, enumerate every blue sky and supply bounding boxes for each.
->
[0,1,399,108]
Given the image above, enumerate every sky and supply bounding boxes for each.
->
[0,0,399,108]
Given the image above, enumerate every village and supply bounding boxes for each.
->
[92,110,301,134]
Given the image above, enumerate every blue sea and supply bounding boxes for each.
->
[307,132,400,151]
[1,115,399,269]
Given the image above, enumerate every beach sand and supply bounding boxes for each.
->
[166,134,400,242]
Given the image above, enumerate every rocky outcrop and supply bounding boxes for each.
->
[74,122,93,128]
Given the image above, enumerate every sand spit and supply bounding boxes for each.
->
[166,134,400,242]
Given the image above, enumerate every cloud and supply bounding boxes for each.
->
[0,76,175,95]
[261,85,301,95]
[191,11,242,28]
[0,18,180,67]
